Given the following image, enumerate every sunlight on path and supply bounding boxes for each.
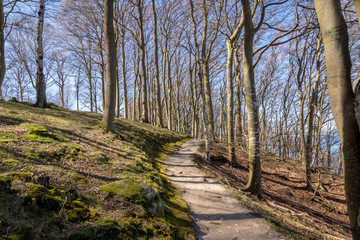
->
[165,139,289,240]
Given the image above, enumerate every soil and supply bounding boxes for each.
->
[165,139,289,240]
[195,140,350,240]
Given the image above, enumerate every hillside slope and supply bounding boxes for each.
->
[0,100,194,240]
[196,140,349,240]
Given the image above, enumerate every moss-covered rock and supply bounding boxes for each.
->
[99,179,164,215]
[66,199,91,223]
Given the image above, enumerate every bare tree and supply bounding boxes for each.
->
[314,0,360,238]
[35,0,46,108]
[102,0,117,131]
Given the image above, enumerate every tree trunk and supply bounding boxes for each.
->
[226,42,236,165]
[151,0,163,127]
[201,0,214,140]
[102,0,117,131]
[189,53,196,138]
[166,50,173,130]
[234,49,243,145]
[137,0,148,123]
[0,2,5,99]
[35,0,46,108]
[241,0,261,198]
[121,28,128,119]
[314,1,360,238]
[161,50,169,127]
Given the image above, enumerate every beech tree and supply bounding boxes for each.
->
[102,0,117,131]
[224,0,244,165]
[35,0,46,108]
[314,0,360,238]
[151,0,163,127]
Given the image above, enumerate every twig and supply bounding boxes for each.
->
[57,196,68,219]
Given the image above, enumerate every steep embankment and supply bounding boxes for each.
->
[0,100,195,240]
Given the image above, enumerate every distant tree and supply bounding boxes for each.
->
[35,0,46,108]
[151,0,163,127]
[0,2,5,99]
[224,0,244,166]
[102,0,117,131]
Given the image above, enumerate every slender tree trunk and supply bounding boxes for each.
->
[166,49,173,130]
[115,63,120,117]
[241,0,261,198]
[35,0,46,108]
[226,42,236,165]
[0,2,5,99]
[161,51,169,127]
[314,1,360,238]
[189,53,196,138]
[94,78,98,113]
[100,46,106,112]
[133,74,137,121]
[76,69,80,111]
[137,0,148,123]
[201,0,214,140]
[102,0,117,131]
[121,29,128,119]
[151,0,163,127]
[234,49,243,145]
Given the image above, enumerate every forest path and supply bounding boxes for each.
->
[164,139,289,240]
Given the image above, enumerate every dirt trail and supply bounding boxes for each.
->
[164,139,289,240]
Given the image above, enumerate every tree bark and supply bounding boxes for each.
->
[226,42,236,165]
[120,27,128,119]
[151,0,163,127]
[201,0,214,139]
[137,0,148,123]
[234,48,243,145]
[102,0,117,131]
[35,0,46,108]
[314,1,360,238]
[241,0,262,198]
[0,2,5,99]
[190,0,209,158]
[166,49,173,130]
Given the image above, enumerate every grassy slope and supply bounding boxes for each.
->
[0,100,195,240]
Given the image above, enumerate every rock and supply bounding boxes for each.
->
[99,179,164,216]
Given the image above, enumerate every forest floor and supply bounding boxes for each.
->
[0,100,195,239]
[165,138,289,240]
[195,140,350,240]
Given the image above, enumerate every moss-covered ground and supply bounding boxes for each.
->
[0,100,195,240]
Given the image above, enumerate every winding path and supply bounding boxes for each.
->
[164,139,289,240]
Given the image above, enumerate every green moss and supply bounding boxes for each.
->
[0,139,17,143]
[20,123,47,134]
[6,234,23,240]
[94,152,112,165]
[24,134,54,143]
[99,182,125,195]
[28,184,64,212]
[99,179,146,203]
[66,199,91,223]
[2,159,19,163]
[71,145,81,152]
[71,175,87,184]
[0,172,32,182]
[27,184,92,223]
